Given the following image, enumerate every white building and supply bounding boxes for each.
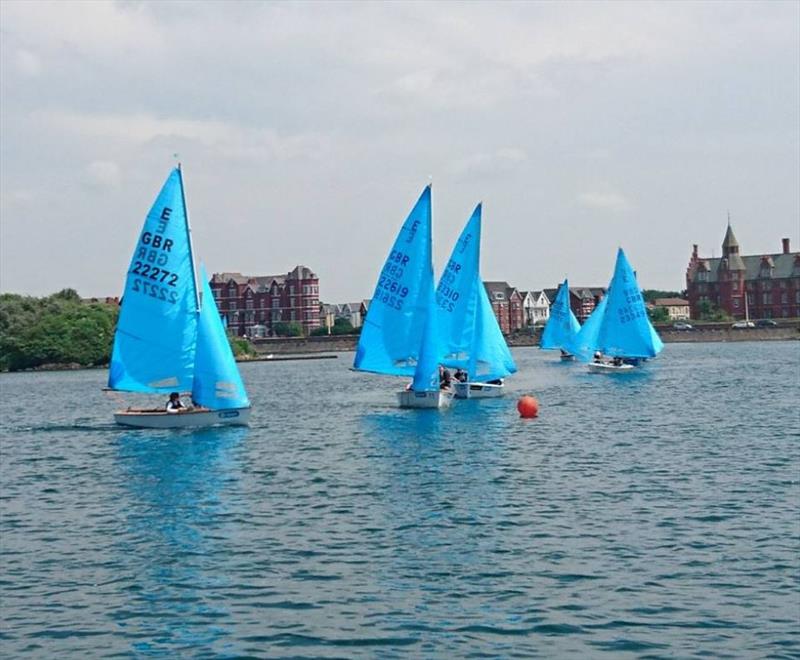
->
[520,290,551,327]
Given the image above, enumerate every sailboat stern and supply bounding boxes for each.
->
[453,381,505,399]
[396,389,454,409]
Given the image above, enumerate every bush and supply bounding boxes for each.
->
[0,292,118,371]
[272,322,304,337]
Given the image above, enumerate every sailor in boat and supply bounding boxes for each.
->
[454,368,468,383]
[593,351,605,364]
[439,365,453,390]
[165,391,189,413]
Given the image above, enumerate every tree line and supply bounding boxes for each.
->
[0,289,118,372]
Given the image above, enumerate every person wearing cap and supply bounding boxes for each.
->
[165,392,186,413]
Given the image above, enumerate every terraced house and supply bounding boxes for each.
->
[686,225,800,320]
[210,266,321,337]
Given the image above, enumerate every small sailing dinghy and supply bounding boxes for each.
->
[539,279,581,361]
[353,185,453,409]
[108,166,251,428]
[435,204,516,399]
[565,248,663,374]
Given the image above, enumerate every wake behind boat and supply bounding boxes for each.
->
[435,203,516,399]
[108,166,251,428]
[353,185,453,409]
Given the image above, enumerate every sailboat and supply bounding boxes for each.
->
[353,185,453,409]
[435,203,516,399]
[539,278,581,361]
[108,166,251,427]
[565,248,663,374]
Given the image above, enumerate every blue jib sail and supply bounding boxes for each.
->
[435,204,516,381]
[563,292,608,363]
[540,279,581,350]
[354,185,439,379]
[108,168,199,393]
[595,248,664,358]
[192,266,250,410]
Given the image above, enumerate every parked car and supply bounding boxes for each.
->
[731,320,755,329]
[672,322,694,330]
[755,319,778,327]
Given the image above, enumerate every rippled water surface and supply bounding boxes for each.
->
[1,342,799,658]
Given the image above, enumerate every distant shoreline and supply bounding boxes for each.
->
[3,325,797,374]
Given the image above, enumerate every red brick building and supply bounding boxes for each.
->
[543,285,606,322]
[484,281,525,334]
[686,225,800,320]
[210,265,320,337]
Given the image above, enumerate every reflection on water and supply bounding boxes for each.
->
[111,427,247,655]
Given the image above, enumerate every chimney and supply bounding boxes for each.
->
[782,238,790,254]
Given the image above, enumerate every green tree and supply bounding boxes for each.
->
[0,293,118,371]
[696,300,731,321]
[648,306,670,323]
[272,322,303,337]
[642,289,685,304]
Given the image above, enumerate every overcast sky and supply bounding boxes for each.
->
[1,0,798,301]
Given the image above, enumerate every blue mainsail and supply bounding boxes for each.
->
[540,279,581,350]
[192,265,250,410]
[354,185,440,383]
[563,291,608,362]
[595,248,664,358]
[108,168,199,392]
[435,204,516,381]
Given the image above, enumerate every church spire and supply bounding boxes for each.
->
[722,219,739,255]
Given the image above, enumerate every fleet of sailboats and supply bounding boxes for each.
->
[108,166,251,427]
[107,167,666,422]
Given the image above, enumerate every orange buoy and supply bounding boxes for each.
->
[517,395,539,418]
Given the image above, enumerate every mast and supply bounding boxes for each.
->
[176,163,201,314]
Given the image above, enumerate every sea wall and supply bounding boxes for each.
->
[250,323,799,355]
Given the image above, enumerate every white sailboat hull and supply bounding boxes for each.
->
[453,382,504,399]
[588,362,636,374]
[396,389,454,409]
[114,407,251,428]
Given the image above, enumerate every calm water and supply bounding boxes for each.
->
[1,342,798,658]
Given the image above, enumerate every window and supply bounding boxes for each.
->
[781,292,788,304]
[697,271,708,282]
[762,292,772,305]
[229,301,237,310]
[493,292,505,300]
[733,298,740,309]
